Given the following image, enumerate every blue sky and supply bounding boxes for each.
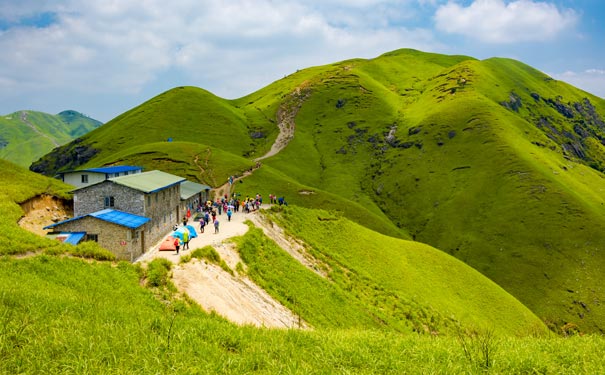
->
[0,0,603,122]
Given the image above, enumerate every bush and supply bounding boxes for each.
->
[147,258,173,287]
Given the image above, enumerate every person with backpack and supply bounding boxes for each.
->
[214,218,220,234]
[199,217,206,233]
[226,208,233,222]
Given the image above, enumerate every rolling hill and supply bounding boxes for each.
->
[0,110,102,168]
[30,48,605,333]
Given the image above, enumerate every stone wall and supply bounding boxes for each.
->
[52,216,146,262]
[74,181,144,217]
[144,184,181,247]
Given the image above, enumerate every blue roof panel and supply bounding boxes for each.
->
[60,232,86,245]
[44,209,150,230]
[86,166,143,174]
[91,209,150,228]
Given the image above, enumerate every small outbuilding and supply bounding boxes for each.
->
[44,209,150,262]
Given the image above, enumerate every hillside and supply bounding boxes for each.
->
[0,110,102,168]
[30,48,605,333]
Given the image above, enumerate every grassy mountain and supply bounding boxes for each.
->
[0,109,102,168]
[1,160,544,328]
[4,162,605,373]
[30,49,605,333]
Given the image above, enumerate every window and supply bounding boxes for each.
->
[86,234,98,242]
[104,196,115,208]
[81,174,88,183]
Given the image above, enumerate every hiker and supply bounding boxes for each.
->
[226,208,233,222]
[278,196,284,206]
[182,229,189,250]
[214,218,220,233]
[182,216,188,226]
[174,237,181,254]
[199,218,205,233]
[204,211,210,225]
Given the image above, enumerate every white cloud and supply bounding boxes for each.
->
[0,0,440,105]
[551,69,605,99]
[434,0,578,43]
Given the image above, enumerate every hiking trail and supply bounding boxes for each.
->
[211,84,311,200]
[138,207,313,329]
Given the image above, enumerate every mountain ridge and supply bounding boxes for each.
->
[0,109,102,168]
[29,48,605,332]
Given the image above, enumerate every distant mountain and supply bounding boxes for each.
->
[31,49,605,333]
[0,110,102,168]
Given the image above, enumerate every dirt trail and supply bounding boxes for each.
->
[254,84,311,162]
[138,206,311,329]
[211,84,311,201]
[20,111,60,147]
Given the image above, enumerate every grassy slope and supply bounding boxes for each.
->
[25,49,605,333]
[0,159,115,259]
[361,56,605,332]
[0,110,100,168]
[240,206,545,336]
[3,255,605,374]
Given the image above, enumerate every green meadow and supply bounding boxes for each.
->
[30,49,605,332]
[4,48,605,371]
[1,150,605,372]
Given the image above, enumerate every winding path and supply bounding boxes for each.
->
[20,111,60,147]
[212,84,311,200]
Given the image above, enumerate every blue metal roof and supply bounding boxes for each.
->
[85,166,143,174]
[91,209,150,228]
[44,209,150,230]
[59,232,86,245]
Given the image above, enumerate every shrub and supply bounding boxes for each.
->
[147,258,173,287]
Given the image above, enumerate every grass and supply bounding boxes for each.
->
[20,48,605,334]
[2,255,605,374]
[0,110,100,168]
[258,206,546,336]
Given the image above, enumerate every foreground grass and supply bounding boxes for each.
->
[1,255,604,374]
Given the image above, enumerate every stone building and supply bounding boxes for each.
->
[46,170,187,261]
[72,170,186,248]
[44,209,150,262]
[180,180,212,214]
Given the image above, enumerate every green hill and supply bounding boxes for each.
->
[30,49,605,333]
[0,110,102,168]
[3,161,605,373]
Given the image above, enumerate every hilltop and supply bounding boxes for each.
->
[0,109,102,168]
[29,48,605,333]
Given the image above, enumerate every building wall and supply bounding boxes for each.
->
[63,169,142,189]
[64,172,107,189]
[51,217,146,262]
[74,181,145,217]
[144,184,181,246]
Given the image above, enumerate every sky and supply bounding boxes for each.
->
[0,0,603,123]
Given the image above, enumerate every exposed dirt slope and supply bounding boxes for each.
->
[139,207,311,329]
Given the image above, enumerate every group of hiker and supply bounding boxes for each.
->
[170,191,287,254]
